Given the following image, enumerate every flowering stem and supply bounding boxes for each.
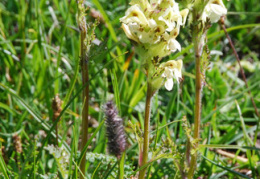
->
[78,1,89,178]
[188,32,205,179]
[139,81,153,179]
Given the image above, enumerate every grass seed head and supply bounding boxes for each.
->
[104,101,126,159]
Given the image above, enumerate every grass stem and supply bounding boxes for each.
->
[79,31,89,178]
[78,1,89,178]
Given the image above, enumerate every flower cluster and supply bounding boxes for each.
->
[120,0,188,91]
[120,0,189,59]
[201,0,227,23]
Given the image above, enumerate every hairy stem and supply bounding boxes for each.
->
[188,34,204,179]
[139,82,153,179]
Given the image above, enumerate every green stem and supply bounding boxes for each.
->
[139,82,153,179]
[188,35,204,179]
[118,152,125,179]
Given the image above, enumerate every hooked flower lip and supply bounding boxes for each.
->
[161,59,183,91]
[167,39,181,52]
[121,23,140,43]
[162,67,174,91]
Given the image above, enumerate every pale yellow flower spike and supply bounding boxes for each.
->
[120,0,188,91]
[120,0,189,59]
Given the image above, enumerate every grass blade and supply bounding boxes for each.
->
[202,156,250,179]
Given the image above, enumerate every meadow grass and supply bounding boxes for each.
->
[0,0,260,178]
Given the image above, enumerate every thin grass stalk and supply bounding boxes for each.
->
[220,17,260,167]
[220,17,259,118]
[78,1,89,178]
[139,82,153,179]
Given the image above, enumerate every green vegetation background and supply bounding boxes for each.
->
[0,0,260,178]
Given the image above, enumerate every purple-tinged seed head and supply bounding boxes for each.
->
[104,101,126,159]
